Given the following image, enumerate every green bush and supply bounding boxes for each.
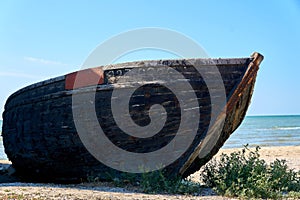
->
[102,170,202,195]
[201,145,300,198]
[140,170,201,194]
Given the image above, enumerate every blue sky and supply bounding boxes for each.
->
[0,1,299,118]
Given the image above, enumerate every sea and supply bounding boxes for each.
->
[0,115,299,160]
[222,115,300,149]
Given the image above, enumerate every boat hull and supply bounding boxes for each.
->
[2,53,263,182]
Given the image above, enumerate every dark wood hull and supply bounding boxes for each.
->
[2,53,263,182]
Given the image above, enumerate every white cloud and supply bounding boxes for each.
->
[0,71,44,79]
[24,56,69,66]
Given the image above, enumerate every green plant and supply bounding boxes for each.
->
[140,170,201,194]
[288,191,300,198]
[201,145,300,198]
[87,170,202,195]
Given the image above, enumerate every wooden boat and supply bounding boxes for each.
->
[2,52,263,182]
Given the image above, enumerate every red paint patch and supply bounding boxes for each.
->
[65,67,104,90]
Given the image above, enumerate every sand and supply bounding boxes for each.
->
[221,146,300,170]
[0,146,299,199]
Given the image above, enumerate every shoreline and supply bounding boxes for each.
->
[0,145,299,199]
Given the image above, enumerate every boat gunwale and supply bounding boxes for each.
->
[5,57,252,103]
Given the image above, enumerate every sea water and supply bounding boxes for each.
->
[223,115,300,148]
[0,115,299,160]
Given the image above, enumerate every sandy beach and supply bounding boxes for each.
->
[0,146,299,199]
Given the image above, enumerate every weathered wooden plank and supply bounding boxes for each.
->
[2,53,263,183]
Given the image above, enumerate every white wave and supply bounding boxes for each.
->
[272,126,300,130]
